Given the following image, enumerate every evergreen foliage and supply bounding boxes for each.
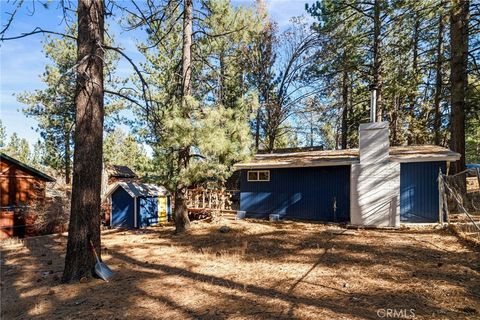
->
[103,128,152,178]
[305,0,478,166]
[17,26,123,183]
[129,0,258,193]
[3,132,31,164]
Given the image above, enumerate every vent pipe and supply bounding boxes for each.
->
[369,84,377,122]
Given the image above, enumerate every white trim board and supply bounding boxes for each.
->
[134,196,138,228]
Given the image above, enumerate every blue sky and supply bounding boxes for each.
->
[0,0,313,145]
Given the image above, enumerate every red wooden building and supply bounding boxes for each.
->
[0,153,55,238]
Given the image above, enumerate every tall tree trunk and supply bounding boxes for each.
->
[174,188,189,233]
[434,14,444,145]
[65,129,71,185]
[62,0,104,282]
[373,0,383,122]
[174,148,190,234]
[341,69,349,149]
[449,0,469,176]
[267,127,275,152]
[219,50,225,105]
[335,123,340,150]
[181,0,192,99]
[310,112,314,147]
[408,16,420,144]
[174,0,193,234]
[348,78,355,147]
[255,108,261,150]
[390,95,399,145]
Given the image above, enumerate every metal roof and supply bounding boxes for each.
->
[234,145,461,170]
[1,152,56,182]
[388,145,461,162]
[106,165,137,178]
[105,182,168,198]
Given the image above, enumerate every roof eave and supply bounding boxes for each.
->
[389,154,461,163]
[1,152,56,182]
[234,160,359,170]
[104,182,169,199]
[103,183,135,200]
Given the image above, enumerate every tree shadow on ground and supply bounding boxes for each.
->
[1,220,479,319]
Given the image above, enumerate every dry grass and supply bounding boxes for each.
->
[1,218,480,319]
[467,177,479,194]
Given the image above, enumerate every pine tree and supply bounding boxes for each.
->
[129,0,258,233]
[247,15,320,151]
[307,0,370,148]
[18,32,76,184]
[245,3,276,150]
[18,26,120,185]
[305,0,478,156]
[62,0,105,283]
[0,120,6,148]
[450,0,469,175]
[103,129,151,177]
[31,140,46,168]
[3,133,31,163]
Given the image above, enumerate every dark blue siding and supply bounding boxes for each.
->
[111,188,134,228]
[138,197,158,227]
[240,166,350,222]
[400,161,446,222]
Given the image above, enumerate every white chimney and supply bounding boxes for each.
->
[350,121,400,227]
[359,122,389,163]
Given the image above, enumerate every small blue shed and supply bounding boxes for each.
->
[105,182,171,229]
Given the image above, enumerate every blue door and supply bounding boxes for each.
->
[240,166,350,222]
[400,161,446,222]
[111,188,134,228]
[138,197,158,227]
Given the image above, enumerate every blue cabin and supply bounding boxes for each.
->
[235,122,460,227]
[239,165,351,222]
[105,182,171,229]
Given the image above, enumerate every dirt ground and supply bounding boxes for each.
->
[1,218,480,320]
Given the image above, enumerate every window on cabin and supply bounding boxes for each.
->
[258,171,269,181]
[247,170,270,182]
[248,171,257,181]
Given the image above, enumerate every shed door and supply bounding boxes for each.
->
[111,188,134,228]
[400,161,446,223]
[240,166,350,222]
[138,197,159,227]
[158,196,168,223]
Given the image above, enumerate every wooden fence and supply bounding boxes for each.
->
[186,188,239,213]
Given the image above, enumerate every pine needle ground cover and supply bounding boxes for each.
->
[1,219,479,319]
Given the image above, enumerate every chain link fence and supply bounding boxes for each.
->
[440,168,480,244]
